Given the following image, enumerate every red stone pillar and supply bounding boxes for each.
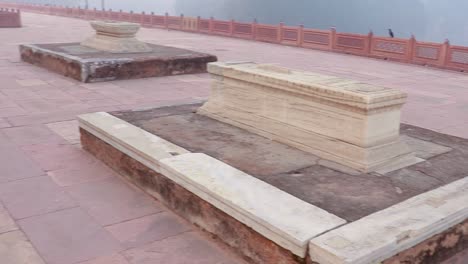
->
[197,16,201,32]
[230,19,235,36]
[180,14,184,30]
[407,35,416,62]
[330,27,337,51]
[252,19,257,40]
[150,12,155,27]
[367,31,373,55]
[277,22,284,43]
[164,12,169,29]
[442,39,451,67]
[141,11,145,25]
[209,16,214,33]
[129,11,134,23]
[298,24,304,47]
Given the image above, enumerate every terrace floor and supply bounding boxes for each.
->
[0,12,466,264]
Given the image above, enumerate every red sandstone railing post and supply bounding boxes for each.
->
[330,27,337,51]
[277,22,284,43]
[141,11,145,25]
[407,35,416,62]
[128,10,135,23]
[164,12,169,29]
[252,19,258,40]
[230,19,235,36]
[298,24,304,47]
[367,31,373,56]
[180,14,184,30]
[197,16,201,32]
[442,39,451,67]
[117,10,122,21]
[150,12,155,27]
[209,16,214,33]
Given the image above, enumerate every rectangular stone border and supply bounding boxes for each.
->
[78,111,468,263]
[309,177,468,264]
[78,112,346,260]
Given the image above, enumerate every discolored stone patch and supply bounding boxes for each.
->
[111,104,467,222]
[382,219,468,264]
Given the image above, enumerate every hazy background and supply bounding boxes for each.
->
[7,0,468,45]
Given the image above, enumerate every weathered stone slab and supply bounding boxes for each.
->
[79,108,468,263]
[78,111,346,259]
[78,112,189,172]
[309,177,468,264]
[198,62,421,172]
[19,43,217,83]
[81,21,151,53]
[159,153,346,257]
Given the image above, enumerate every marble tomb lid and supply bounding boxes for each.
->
[208,62,407,111]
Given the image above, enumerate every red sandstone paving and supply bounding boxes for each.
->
[65,177,164,226]
[105,212,191,249]
[0,11,465,263]
[21,143,104,172]
[122,232,242,264]
[0,118,11,128]
[3,124,68,146]
[0,176,77,220]
[0,139,45,183]
[79,253,131,264]
[47,162,115,187]
[18,207,123,264]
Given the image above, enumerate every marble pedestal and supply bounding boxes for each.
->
[81,21,151,53]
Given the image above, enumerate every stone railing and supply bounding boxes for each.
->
[1,2,468,73]
[0,7,21,27]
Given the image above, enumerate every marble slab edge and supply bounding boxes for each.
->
[309,176,468,264]
[77,112,347,257]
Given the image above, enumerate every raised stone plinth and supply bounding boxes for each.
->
[198,62,422,172]
[81,21,152,53]
[77,104,467,264]
[19,20,217,82]
[19,44,217,83]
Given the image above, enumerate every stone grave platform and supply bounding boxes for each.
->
[78,103,468,264]
[19,43,217,83]
[19,21,217,82]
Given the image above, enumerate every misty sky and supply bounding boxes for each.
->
[12,0,468,45]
